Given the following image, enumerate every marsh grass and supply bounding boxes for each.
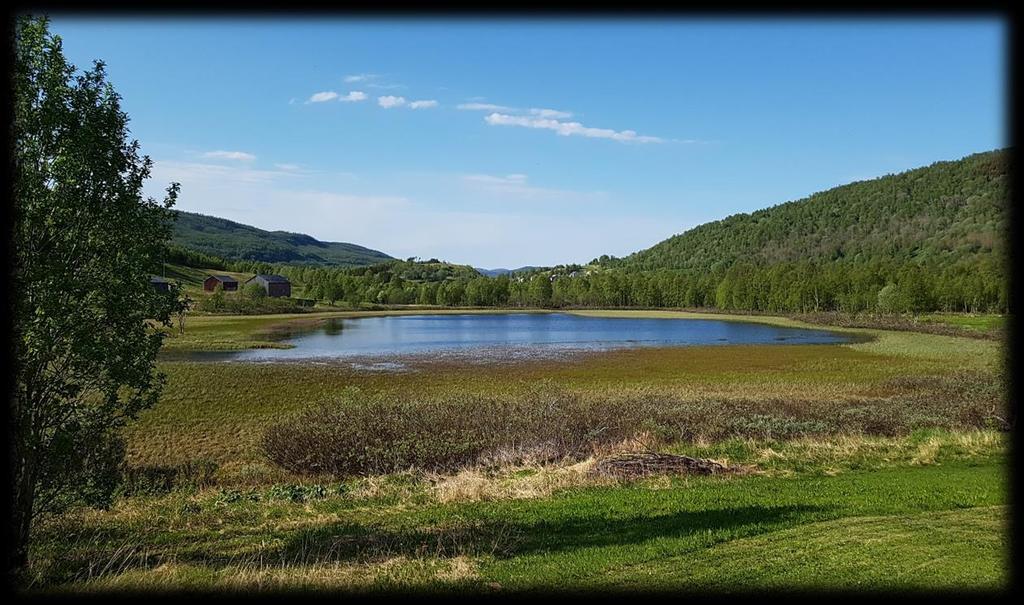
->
[131,335,999,469]
[261,370,1004,478]
[793,311,1006,340]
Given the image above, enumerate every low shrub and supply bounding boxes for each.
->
[263,386,643,476]
[262,372,1003,478]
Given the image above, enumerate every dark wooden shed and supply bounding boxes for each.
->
[150,276,171,293]
[246,274,292,298]
[203,275,239,292]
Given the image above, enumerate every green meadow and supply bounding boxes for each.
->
[24,309,1010,593]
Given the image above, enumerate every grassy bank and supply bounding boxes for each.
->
[27,451,1008,593]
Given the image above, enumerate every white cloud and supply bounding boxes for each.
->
[457,103,572,120]
[484,113,663,144]
[530,107,573,119]
[457,102,515,112]
[463,173,529,186]
[307,91,339,103]
[377,95,407,108]
[339,91,368,102]
[409,99,439,109]
[152,160,301,187]
[344,73,376,83]
[201,150,257,161]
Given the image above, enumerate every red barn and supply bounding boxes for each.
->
[203,275,239,292]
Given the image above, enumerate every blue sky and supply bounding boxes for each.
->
[48,17,1006,268]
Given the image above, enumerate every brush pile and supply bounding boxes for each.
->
[592,452,741,478]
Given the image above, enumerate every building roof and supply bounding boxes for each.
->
[209,275,238,283]
[150,276,170,283]
[253,274,290,283]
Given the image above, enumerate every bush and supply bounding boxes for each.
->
[244,282,266,300]
[261,372,1003,478]
[262,386,644,476]
[195,290,309,315]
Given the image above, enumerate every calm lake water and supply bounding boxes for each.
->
[194,313,850,363]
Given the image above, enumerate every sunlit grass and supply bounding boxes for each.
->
[917,312,1007,332]
[27,458,1008,593]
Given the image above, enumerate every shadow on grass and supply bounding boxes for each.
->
[33,502,829,588]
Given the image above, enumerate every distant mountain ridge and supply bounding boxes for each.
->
[475,266,547,277]
[172,211,393,267]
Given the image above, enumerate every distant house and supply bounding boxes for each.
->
[245,274,291,298]
[203,275,239,292]
[150,275,171,293]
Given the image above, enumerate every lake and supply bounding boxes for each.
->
[195,313,851,363]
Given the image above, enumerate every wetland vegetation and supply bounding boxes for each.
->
[20,308,1010,593]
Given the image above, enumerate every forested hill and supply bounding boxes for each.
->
[172,211,393,267]
[614,149,1008,273]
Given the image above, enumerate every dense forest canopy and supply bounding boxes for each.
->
[610,149,1007,273]
[175,149,1009,314]
[172,211,392,267]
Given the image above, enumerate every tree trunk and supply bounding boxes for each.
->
[8,431,37,578]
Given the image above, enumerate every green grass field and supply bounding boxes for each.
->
[23,309,1011,593]
[29,458,1008,593]
[917,312,1007,332]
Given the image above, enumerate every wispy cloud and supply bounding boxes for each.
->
[484,113,663,144]
[307,91,339,103]
[409,99,439,109]
[459,172,608,204]
[462,173,529,186]
[529,108,573,119]
[201,150,257,161]
[153,160,302,186]
[458,102,573,120]
[378,95,407,109]
[457,102,515,112]
[344,73,404,89]
[339,91,368,102]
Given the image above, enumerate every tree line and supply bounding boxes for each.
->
[207,255,1007,314]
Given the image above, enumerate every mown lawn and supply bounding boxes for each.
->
[27,457,1008,593]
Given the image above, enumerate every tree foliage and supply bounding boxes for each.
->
[10,16,181,572]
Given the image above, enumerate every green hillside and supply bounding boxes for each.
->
[615,149,1007,272]
[172,211,393,267]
